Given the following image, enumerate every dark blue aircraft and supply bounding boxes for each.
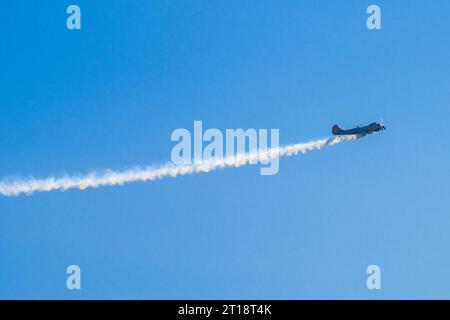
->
[332,122,386,136]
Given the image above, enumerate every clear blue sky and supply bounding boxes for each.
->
[1,0,450,299]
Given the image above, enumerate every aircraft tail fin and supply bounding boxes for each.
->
[332,124,342,135]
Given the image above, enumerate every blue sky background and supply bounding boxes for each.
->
[1,0,450,299]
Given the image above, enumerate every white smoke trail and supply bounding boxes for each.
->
[0,135,360,196]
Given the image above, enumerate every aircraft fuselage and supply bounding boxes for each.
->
[332,122,386,136]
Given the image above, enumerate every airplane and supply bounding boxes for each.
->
[332,121,386,136]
